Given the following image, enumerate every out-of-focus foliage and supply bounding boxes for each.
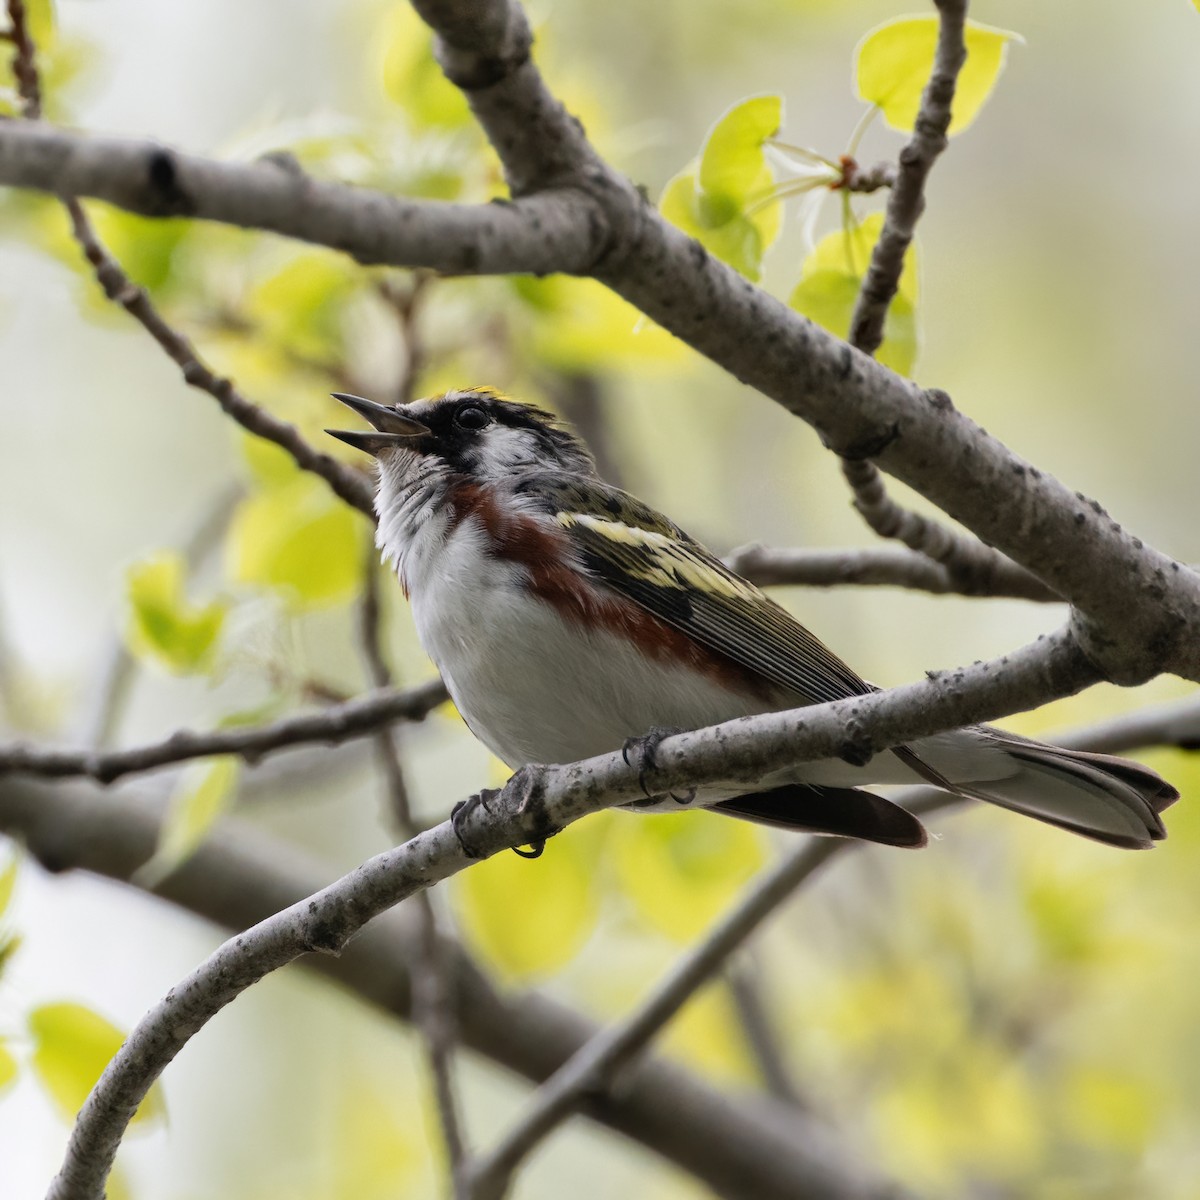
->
[134,757,241,888]
[659,96,783,281]
[612,811,765,942]
[454,813,606,980]
[790,212,919,375]
[226,471,367,609]
[28,1002,164,1126]
[125,551,227,675]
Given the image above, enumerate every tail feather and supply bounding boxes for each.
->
[952,733,1178,850]
[714,785,927,849]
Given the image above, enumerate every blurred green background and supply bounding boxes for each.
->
[2,0,1200,1197]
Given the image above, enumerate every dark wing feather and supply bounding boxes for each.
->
[518,475,873,706]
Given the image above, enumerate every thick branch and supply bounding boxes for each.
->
[46,628,1097,1200]
[3,114,1197,676]
[0,680,448,783]
[0,123,605,273]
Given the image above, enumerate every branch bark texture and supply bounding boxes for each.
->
[46,627,1098,1200]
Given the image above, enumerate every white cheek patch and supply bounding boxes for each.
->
[475,425,542,478]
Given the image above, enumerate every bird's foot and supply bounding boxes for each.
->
[451,788,498,860]
[622,727,694,804]
[452,768,550,860]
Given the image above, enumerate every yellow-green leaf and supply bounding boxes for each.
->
[26,0,57,50]
[134,757,240,888]
[454,817,604,980]
[789,213,919,376]
[380,4,473,130]
[659,96,783,280]
[0,853,17,919]
[0,1041,17,1093]
[88,205,193,295]
[244,251,362,362]
[613,811,765,943]
[29,1002,164,1126]
[125,552,227,675]
[698,95,782,209]
[855,16,1020,135]
[510,276,683,369]
[226,473,367,609]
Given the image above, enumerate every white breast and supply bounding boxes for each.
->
[400,515,763,768]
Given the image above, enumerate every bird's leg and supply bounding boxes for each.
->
[622,726,695,805]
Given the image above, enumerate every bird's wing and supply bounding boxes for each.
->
[519,475,874,706]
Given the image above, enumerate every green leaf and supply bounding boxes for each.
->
[226,473,367,609]
[29,1002,165,1126]
[454,815,603,979]
[613,811,765,942]
[698,95,782,208]
[25,0,57,50]
[244,251,363,362]
[659,96,783,281]
[125,552,227,675]
[0,932,21,977]
[381,5,473,130]
[788,213,919,377]
[0,1041,17,1094]
[134,758,240,888]
[855,16,1020,135]
[88,205,193,295]
[0,853,17,920]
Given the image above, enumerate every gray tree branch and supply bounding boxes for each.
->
[2,116,1197,676]
[726,542,1058,600]
[5,683,1192,1200]
[44,626,1100,1200]
[0,773,896,1200]
[0,123,605,273]
[0,679,448,782]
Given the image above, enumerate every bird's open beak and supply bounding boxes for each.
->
[325,392,431,455]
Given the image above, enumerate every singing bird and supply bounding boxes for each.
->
[327,388,1176,851]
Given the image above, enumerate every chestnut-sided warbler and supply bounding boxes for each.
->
[328,388,1176,851]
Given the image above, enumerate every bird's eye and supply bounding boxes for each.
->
[454,405,491,432]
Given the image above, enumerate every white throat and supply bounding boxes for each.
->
[373,448,457,596]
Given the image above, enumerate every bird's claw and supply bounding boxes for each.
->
[622,726,688,801]
[452,770,550,860]
[451,788,498,860]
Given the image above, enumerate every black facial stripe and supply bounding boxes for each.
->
[416,393,595,476]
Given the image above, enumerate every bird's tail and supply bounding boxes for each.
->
[947,731,1178,849]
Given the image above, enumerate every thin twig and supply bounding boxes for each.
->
[724,955,806,1108]
[725,542,1058,601]
[0,679,449,783]
[837,0,1032,594]
[5,0,40,117]
[359,548,470,1197]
